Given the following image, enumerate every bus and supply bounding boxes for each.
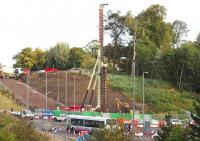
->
[66,115,116,133]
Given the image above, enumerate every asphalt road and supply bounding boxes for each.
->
[33,119,77,141]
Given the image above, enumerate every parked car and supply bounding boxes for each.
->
[54,114,67,122]
[21,109,34,120]
[170,118,182,125]
[135,132,143,138]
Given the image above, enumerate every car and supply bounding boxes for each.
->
[54,114,67,122]
[68,68,82,73]
[135,132,143,137]
[21,109,34,120]
[170,118,182,125]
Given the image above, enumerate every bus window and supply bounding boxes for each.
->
[106,119,116,125]
[85,120,104,128]
[71,119,84,126]
[95,121,104,128]
[85,120,92,127]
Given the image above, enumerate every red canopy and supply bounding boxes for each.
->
[45,67,58,73]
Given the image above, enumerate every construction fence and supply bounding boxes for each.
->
[51,110,190,121]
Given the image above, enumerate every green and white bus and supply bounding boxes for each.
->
[66,115,116,133]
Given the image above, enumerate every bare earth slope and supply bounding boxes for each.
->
[29,71,129,112]
[0,78,56,109]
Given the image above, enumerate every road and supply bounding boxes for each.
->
[33,119,77,141]
[0,78,57,109]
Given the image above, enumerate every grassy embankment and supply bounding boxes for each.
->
[0,88,22,111]
[0,88,54,141]
[108,74,194,114]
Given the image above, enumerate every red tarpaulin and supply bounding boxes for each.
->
[60,105,81,111]
[45,67,58,73]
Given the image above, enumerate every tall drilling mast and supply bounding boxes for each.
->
[97,4,108,112]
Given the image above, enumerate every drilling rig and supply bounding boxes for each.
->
[81,4,108,112]
[98,3,108,112]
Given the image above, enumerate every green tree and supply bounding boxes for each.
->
[105,10,129,70]
[136,4,167,49]
[190,96,200,140]
[84,40,99,57]
[88,125,132,141]
[46,42,70,69]
[10,119,48,141]
[67,47,85,69]
[32,48,45,70]
[81,54,96,69]
[156,113,173,141]
[156,113,191,141]
[13,47,36,69]
[166,126,191,141]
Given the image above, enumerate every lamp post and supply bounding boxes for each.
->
[142,71,148,136]
[120,57,135,136]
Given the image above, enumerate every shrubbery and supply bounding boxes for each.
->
[0,113,49,141]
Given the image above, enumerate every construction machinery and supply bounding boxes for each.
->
[0,65,15,78]
[114,97,130,113]
[81,4,108,112]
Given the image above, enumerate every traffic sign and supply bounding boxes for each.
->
[52,127,57,133]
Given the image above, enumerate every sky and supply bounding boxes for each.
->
[0,0,199,67]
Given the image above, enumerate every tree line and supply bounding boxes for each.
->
[103,4,200,93]
[13,4,200,93]
[13,42,96,71]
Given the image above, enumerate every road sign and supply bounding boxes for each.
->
[52,127,57,133]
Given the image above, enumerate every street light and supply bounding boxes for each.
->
[120,56,135,135]
[142,71,148,136]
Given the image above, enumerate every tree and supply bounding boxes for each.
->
[190,96,200,140]
[0,113,49,141]
[156,113,191,141]
[67,47,85,69]
[105,10,129,70]
[81,54,96,69]
[166,126,191,141]
[196,33,200,45]
[45,42,70,69]
[84,40,99,57]
[32,48,45,71]
[172,20,189,48]
[136,4,167,49]
[134,4,173,77]
[13,47,36,69]
[156,113,173,141]
[88,125,132,141]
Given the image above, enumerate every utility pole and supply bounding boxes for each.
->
[26,72,29,110]
[57,74,60,105]
[131,31,136,137]
[74,75,76,109]
[65,71,68,141]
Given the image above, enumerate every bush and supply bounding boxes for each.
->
[88,125,133,141]
[0,113,49,141]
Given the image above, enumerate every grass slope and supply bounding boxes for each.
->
[0,89,22,111]
[108,74,194,114]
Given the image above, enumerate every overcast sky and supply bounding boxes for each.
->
[0,0,199,67]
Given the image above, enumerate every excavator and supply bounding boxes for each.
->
[114,97,130,113]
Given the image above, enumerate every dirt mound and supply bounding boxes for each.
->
[29,71,130,112]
